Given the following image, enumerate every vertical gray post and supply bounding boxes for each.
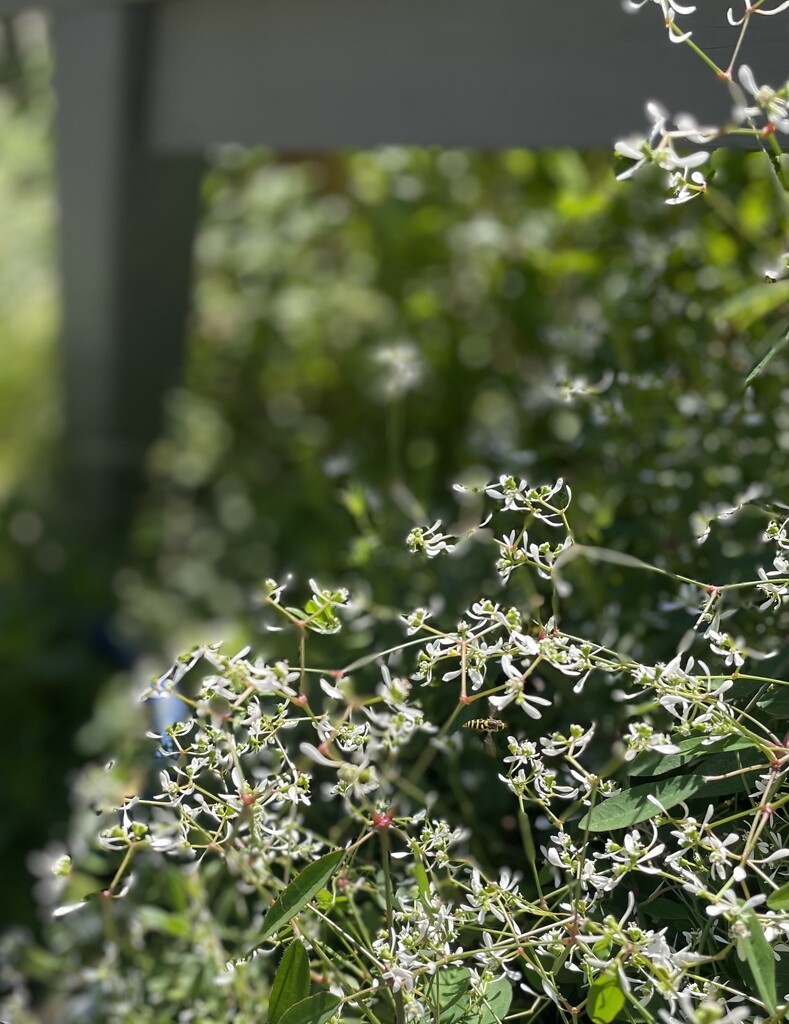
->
[51,3,204,544]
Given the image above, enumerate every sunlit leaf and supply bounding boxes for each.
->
[278,993,341,1024]
[587,970,625,1023]
[745,328,789,385]
[767,884,789,912]
[741,909,777,1016]
[269,940,311,1024]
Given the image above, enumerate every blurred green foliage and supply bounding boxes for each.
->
[0,81,56,491]
[2,22,789,940]
[127,142,787,667]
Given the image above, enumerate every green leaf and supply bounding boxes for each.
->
[712,281,789,333]
[137,905,191,938]
[745,328,789,386]
[692,747,762,779]
[767,884,789,912]
[741,909,777,1016]
[314,888,335,911]
[425,967,471,1022]
[269,940,311,1024]
[579,768,755,832]
[278,993,341,1024]
[641,897,694,922]
[257,850,344,945]
[756,687,789,718]
[518,811,536,863]
[413,857,431,903]
[629,737,752,778]
[471,979,513,1024]
[587,970,626,1024]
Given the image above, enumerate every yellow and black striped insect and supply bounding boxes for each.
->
[463,717,507,756]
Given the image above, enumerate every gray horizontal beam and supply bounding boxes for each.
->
[0,0,151,13]
[147,0,788,151]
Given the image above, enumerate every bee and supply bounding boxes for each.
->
[463,717,507,756]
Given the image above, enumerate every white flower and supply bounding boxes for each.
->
[632,0,697,11]
[299,742,341,767]
[616,101,712,205]
[659,990,751,1024]
[665,168,708,205]
[485,474,529,510]
[732,64,789,133]
[623,0,696,42]
[370,339,426,401]
[378,663,413,707]
[728,0,789,24]
[406,520,456,558]
[705,628,775,668]
[490,654,552,719]
[706,629,745,669]
[756,565,789,610]
[485,475,570,523]
[540,724,596,757]
[319,676,345,700]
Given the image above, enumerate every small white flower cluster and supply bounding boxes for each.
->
[615,102,716,206]
[405,520,456,558]
[733,64,789,133]
[623,0,698,44]
[483,475,572,525]
[40,473,789,1022]
[618,3,789,210]
[728,0,789,25]
[626,0,789,44]
[757,517,789,609]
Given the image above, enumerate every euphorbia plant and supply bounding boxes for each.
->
[4,4,789,1024]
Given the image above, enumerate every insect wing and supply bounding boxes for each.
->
[463,717,506,756]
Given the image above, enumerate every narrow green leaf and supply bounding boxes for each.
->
[776,952,789,1008]
[587,971,626,1024]
[258,850,344,944]
[741,909,777,1016]
[278,993,341,1024]
[473,979,513,1024]
[518,810,536,863]
[413,857,431,903]
[745,328,789,385]
[579,769,754,832]
[767,884,789,912]
[555,543,665,577]
[269,940,311,1024]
